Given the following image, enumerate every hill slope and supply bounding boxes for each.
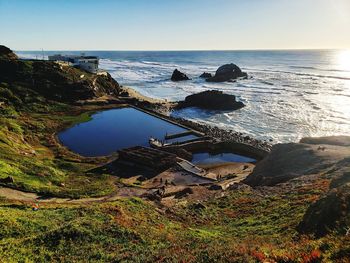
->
[0,46,121,197]
[0,45,349,262]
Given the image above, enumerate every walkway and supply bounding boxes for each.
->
[177,159,217,181]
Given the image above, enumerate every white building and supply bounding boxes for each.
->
[48,54,99,73]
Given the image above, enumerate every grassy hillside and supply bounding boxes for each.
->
[0,47,120,198]
[0,82,117,198]
[0,46,349,262]
[0,183,349,262]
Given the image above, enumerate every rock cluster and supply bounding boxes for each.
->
[170,63,247,83]
[163,115,272,152]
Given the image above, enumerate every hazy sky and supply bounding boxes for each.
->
[1,0,350,50]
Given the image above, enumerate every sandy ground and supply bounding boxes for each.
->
[198,162,255,190]
[199,162,254,178]
[121,86,166,104]
[120,86,176,114]
[142,168,214,188]
[141,162,254,189]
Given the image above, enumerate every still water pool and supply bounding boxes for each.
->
[58,107,194,157]
[192,152,256,164]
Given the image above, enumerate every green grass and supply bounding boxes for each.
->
[0,94,114,198]
[0,193,348,263]
[0,101,349,261]
[0,104,347,261]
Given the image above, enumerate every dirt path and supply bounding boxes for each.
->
[0,162,254,204]
[0,186,148,204]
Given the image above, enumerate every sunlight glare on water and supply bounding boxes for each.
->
[332,50,350,119]
[336,50,350,72]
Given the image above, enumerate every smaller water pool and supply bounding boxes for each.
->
[192,152,256,164]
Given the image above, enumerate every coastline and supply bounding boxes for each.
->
[3,0,350,259]
[120,86,167,104]
[119,85,272,153]
[2,46,350,261]
[48,85,271,179]
[16,50,350,143]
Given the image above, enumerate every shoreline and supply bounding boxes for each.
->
[50,87,271,169]
[119,85,272,153]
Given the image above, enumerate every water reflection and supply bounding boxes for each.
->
[58,107,193,157]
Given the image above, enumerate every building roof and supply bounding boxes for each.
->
[49,54,98,60]
[74,56,98,60]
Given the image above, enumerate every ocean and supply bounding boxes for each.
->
[17,50,350,143]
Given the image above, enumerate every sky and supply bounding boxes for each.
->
[0,0,350,51]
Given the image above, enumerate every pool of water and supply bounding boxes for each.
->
[58,107,196,157]
[192,152,256,164]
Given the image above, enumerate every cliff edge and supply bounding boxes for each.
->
[0,45,120,103]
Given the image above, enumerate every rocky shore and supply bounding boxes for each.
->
[165,114,272,152]
[122,93,272,153]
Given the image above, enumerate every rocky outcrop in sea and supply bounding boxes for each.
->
[206,63,248,82]
[171,69,190,81]
[176,90,245,111]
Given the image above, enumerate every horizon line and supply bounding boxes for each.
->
[14,47,350,52]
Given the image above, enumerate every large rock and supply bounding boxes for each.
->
[0,45,18,60]
[206,63,247,82]
[171,69,190,81]
[244,136,350,186]
[176,90,245,111]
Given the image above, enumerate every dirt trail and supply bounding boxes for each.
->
[0,186,147,204]
[0,162,254,204]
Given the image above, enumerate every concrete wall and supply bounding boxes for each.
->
[77,61,98,73]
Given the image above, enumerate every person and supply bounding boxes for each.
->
[32,202,39,211]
